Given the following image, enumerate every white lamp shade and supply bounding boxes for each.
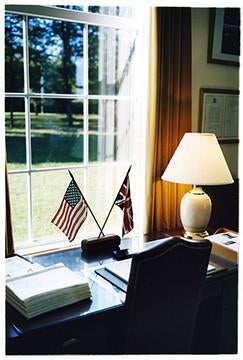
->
[161,133,233,185]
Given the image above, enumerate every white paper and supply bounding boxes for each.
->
[224,95,239,138]
[203,94,225,137]
[6,255,44,280]
[207,232,238,252]
[105,258,132,282]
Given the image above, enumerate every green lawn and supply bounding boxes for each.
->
[5,112,103,169]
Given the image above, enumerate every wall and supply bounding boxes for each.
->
[191,8,239,178]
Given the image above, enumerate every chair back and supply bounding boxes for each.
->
[124,236,212,353]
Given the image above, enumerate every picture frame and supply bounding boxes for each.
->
[208,8,240,66]
[198,88,239,143]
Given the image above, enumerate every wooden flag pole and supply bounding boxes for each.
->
[97,165,132,238]
[68,170,105,237]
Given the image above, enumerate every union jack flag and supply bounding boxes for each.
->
[115,175,134,236]
[51,180,88,242]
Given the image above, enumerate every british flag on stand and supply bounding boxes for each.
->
[51,179,88,242]
[115,174,134,236]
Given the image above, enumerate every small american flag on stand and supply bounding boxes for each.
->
[51,179,88,242]
[115,174,134,236]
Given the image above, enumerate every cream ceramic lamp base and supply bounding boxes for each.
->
[180,186,212,240]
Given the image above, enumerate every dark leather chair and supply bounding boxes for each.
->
[56,236,212,355]
[120,236,212,354]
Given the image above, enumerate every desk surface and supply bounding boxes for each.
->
[6,232,238,354]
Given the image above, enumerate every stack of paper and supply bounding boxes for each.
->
[6,262,91,319]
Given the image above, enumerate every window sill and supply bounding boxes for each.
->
[16,239,80,256]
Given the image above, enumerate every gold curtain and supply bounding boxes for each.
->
[145,7,192,233]
[5,161,14,256]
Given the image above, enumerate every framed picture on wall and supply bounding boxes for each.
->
[208,8,240,66]
[199,88,239,143]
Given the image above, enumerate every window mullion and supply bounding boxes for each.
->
[80,14,89,280]
[5,93,136,101]
[23,15,33,245]
[83,23,89,195]
[83,5,89,13]
[83,24,89,167]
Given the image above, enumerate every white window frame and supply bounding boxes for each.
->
[5,5,149,254]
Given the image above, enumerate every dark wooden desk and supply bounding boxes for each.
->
[6,233,238,354]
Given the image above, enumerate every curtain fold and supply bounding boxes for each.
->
[5,161,14,256]
[145,7,192,234]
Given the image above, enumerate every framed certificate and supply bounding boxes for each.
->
[199,88,239,143]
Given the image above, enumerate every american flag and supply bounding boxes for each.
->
[115,175,134,236]
[51,179,88,242]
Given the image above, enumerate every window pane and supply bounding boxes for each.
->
[9,174,28,245]
[88,99,134,162]
[32,169,84,243]
[5,13,24,92]
[28,17,84,94]
[31,98,84,168]
[5,98,26,170]
[88,6,135,17]
[88,26,136,95]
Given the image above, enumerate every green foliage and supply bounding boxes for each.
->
[5,13,24,92]
[28,17,84,96]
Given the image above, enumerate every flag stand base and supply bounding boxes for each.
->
[81,234,121,254]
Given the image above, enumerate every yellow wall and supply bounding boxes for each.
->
[191,8,239,178]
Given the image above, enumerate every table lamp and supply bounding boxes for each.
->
[161,133,233,239]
